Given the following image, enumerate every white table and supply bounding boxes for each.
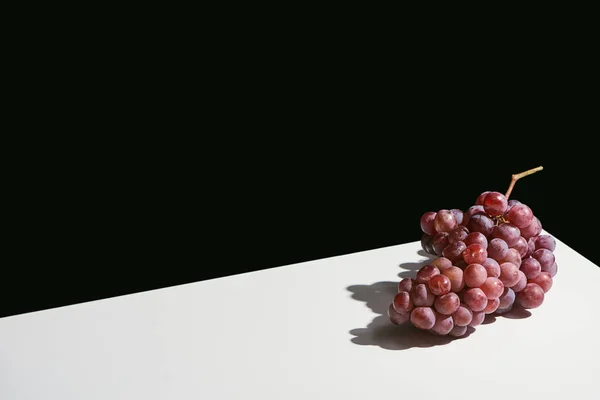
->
[1,233,599,399]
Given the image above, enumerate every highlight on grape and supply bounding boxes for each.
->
[394,167,556,337]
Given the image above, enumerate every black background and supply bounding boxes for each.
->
[2,54,597,318]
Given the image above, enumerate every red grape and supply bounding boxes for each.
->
[416,265,440,284]
[493,223,521,247]
[484,298,500,314]
[412,284,435,307]
[511,270,527,292]
[528,271,553,293]
[532,249,555,270]
[463,205,486,225]
[431,257,453,272]
[512,236,529,258]
[499,262,520,287]
[432,232,450,255]
[498,287,516,310]
[467,214,495,238]
[434,292,461,315]
[430,312,454,335]
[464,231,488,248]
[520,216,542,239]
[449,325,468,337]
[487,238,509,260]
[480,277,504,299]
[464,263,488,288]
[428,274,452,296]
[451,209,464,225]
[476,191,491,205]
[442,241,467,263]
[463,243,488,264]
[535,235,556,252]
[483,191,508,215]
[442,266,465,292]
[520,257,542,279]
[469,310,485,327]
[452,305,473,326]
[501,248,522,268]
[434,210,458,233]
[482,258,501,278]
[506,203,534,228]
[393,291,414,314]
[545,261,558,277]
[398,277,415,293]
[388,304,410,325]
[448,226,469,244]
[410,307,436,329]
[420,211,437,235]
[463,288,488,311]
[516,283,545,309]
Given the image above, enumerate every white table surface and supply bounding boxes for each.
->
[1,232,599,400]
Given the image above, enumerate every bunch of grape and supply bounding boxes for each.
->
[388,188,558,337]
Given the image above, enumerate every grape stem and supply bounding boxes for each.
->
[505,166,543,200]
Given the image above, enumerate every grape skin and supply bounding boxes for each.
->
[499,262,520,287]
[529,271,553,293]
[430,312,454,335]
[464,231,488,248]
[431,257,453,272]
[412,284,435,306]
[501,248,522,268]
[498,287,516,310]
[484,298,500,314]
[520,216,542,239]
[482,258,501,278]
[428,274,452,296]
[410,307,436,329]
[516,283,545,309]
[483,191,508,215]
[452,305,473,326]
[464,263,488,288]
[393,291,414,314]
[487,238,509,260]
[416,265,441,284]
[506,203,534,228]
[532,248,555,270]
[524,237,536,258]
[463,288,488,311]
[388,304,410,325]
[449,325,468,337]
[545,261,558,277]
[480,277,504,299]
[442,266,465,292]
[512,236,529,258]
[398,277,415,293]
[535,235,556,252]
[463,243,488,264]
[476,191,491,205]
[463,205,486,225]
[493,223,521,247]
[434,210,458,233]
[448,226,469,244]
[520,257,542,279]
[442,241,467,263]
[511,270,528,292]
[451,209,464,225]
[468,310,486,327]
[467,214,495,238]
[420,211,437,235]
[434,292,461,315]
[432,232,450,255]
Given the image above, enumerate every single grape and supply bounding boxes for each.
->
[428,274,452,296]
[532,248,555,270]
[398,277,415,293]
[506,203,534,229]
[448,226,470,244]
[416,265,441,284]
[467,214,495,238]
[520,257,542,279]
[476,191,491,205]
[442,266,465,292]
[463,205,486,225]
[499,262,520,287]
[420,211,438,235]
[431,257,453,272]
[483,191,508,215]
[410,307,436,330]
[516,283,545,309]
[498,287,516,310]
[501,248,522,268]
[507,199,521,208]
[421,233,435,254]
[451,209,464,225]
[487,238,509,260]
[535,235,556,252]
[463,243,488,264]
[484,298,500,314]
[463,288,488,312]
[388,304,410,325]
[432,232,450,255]
[512,236,529,258]
[511,270,527,292]
[430,312,454,335]
[482,258,501,278]
[544,261,558,277]
[464,231,488,248]
[464,263,488,288]
[393,291,414,314]
[520,216,542,239]
[480,277,504,299]
[468,310,485,327]
[529,271,553,293]
[434,292,461,315]
[442,241,467,263]
[434,210,458,233]
[452,305,473,326]
[449,324,468,337]
[412,284,435,307]
[493,223,521,247]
